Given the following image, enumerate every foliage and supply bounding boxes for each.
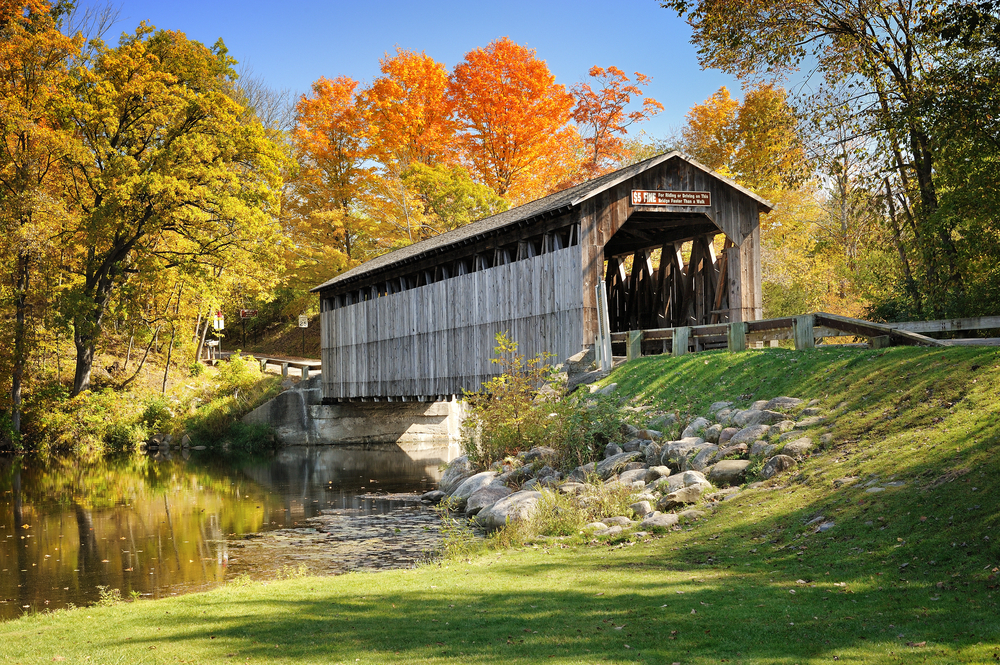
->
[184,353,281,448]
[460,332,564,468]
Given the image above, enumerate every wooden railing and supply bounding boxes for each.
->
[608,312,1000,359]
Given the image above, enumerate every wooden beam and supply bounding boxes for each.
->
[813,312,946,347]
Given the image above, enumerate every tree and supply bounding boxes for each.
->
[571,66,663,177]
[0,2,81,434]
[450,37,580,204]
[681,86,738,172]
[59,26,285,395]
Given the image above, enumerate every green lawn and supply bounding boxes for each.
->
[2,345,999,664]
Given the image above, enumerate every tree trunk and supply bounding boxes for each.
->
[72,332,96,397]
[161,323,176,393]
[11,252,29,435]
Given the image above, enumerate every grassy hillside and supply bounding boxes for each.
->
[1,345,998,663]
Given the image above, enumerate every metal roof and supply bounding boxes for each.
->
[311,151,772,293]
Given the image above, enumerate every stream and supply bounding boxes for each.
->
[0,443,457,621]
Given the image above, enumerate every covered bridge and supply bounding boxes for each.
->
[312,152,772,403]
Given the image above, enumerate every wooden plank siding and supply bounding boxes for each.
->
[321,247,584,399]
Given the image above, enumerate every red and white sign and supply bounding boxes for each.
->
[240,309,258,319]
[631,190,711,207]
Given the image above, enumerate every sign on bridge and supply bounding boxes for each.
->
[631,190,711,207]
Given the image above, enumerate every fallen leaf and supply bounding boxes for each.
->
[907,641,926,647]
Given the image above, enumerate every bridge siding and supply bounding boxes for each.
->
[321,247,584,399]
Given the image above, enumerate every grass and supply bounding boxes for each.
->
[2,345,999,663]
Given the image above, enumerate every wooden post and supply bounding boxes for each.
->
[281,362,289,379]
[673,327,690,357]
[793,315,816,350]
[259,358,267,373]
[728,321,747,352]
[870,335,892,349]
[627,330,643,361]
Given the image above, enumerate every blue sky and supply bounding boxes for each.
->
[81,0,743,140]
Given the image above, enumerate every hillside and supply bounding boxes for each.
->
[1,345,998,663]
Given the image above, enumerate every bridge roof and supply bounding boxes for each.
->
[312,151,772,293]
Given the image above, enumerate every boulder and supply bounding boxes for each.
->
[718,427,740,445]
[765,396,803,412]
[761,455,797,480]
[594,525,624,537]
[689,444,720,471]
[622,438,643,453]
[783,437,814,458]
[644,442,662,466]
[568,369,608,392]
[703,423,723,444]
[718,443,748,459]
[572,462,596,480]
[795,415,826,428]
[496,466,534,486]
[518,446,558,464]
[522,478,540,491]
[716,408,734,424]
[630,500,653,518]
[707,459,751,486]
[750,441,776,457]
[708,400,733,414]
[451,471,500,509]
[596,451,645,479]
[594,382,618,396]
[644,465,672,483]
[681,417,710,439]
[652,470,709,494]
[678,509,706,521]
[640,512,679,529]
[420,490,448,504]
[637,429,662,441]
[657,484,705,511]
[751,399,769,410]
[618,468,648,485]
[601,516,634,527]
[733,409,788,427]
[559,481,587,495]
[648,414,677,430]
[439,456,473,494]
[730,424,771,446]
[659,437,708,471]
[604,442,623,459]
[800,407,822,417]
[583,521,608,531]
[475,490,543,531]
[770,420,796,435]
[465,485,512,515]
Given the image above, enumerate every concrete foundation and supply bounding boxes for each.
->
[243,376,467,450]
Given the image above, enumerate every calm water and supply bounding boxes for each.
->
[0,444,455,620]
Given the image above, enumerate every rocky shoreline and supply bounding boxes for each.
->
[423,392,837,536]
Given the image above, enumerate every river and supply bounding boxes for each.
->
[0,443,457,621]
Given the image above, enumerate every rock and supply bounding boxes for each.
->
[659,437,707,471]
[760,455,797,480]
[718,427,739,445]
[708,400,733,414]
[618,468,648,485]
[730,424,771,445]
[815,521,835,533]
[689,444,720,471]
[439,456,473,494]
[622,438,642,453]
[750,441,776,457]
[622,423,640,437]
[572,462,596,480]
[770,420,795,435]
[716,408,734,424]
[565,348,595,375]
[657,484,705,511]
[630,501,653,518]
[519,446,558,464]
[583,521,607,531]
[623,461,645,472]
[420,490,448,504]
[800,407,822,417]
[595,451,645,479]
[707,459,751,486]
[820,433,834,445]
[640,512,679,529]
[522,478,540,491]
[180,433,191,447]
[604,442,623,459]
[465,485,512,515]
[733,409,787,427]
[537,465,556,479]
[705,487,740,501]
[648,414,677,430]
[783,437,813,458]
[764,396,803,412]
[568,369,608,392]
[593,382,618,396]
[451,472,500,509]
[718,443,748,459]
[644,442,662,466]
[637,429,662,441]
[681,417,710,439]
[832,476,858,488]
[703,424,723,444]
[865,486,885,493]
[751,399,769,410]
[779,430,803,442]
[644,466,671,483]
[602,516,634,527]
[594,525,624,537]
[795,415,826,428]
[475,490,543,531]
[652,470,709,494]
[678,509,706,521]
[496,466,534,486]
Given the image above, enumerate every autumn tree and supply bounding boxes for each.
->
[681,86,739,172]
[58,25,285,395]
[0,1,81,434]
[571,66,663,177]
[450,37,580,204]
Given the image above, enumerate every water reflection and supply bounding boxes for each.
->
[0,443,453,620]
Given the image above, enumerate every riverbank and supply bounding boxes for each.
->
[2,345,999,663]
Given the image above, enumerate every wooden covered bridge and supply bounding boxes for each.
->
[312,152,772,403]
